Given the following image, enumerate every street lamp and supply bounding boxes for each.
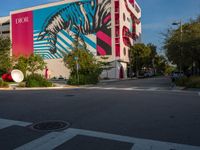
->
[74,56,79,84]
[172,20,183,74]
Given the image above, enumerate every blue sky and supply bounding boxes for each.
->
[0,0,200,53]
[137,0,200,53]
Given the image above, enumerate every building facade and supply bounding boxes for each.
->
[7,0,141,79]
[0,16,10,38]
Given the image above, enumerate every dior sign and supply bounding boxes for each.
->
[16,17,29,24]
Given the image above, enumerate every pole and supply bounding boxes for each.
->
[136,51,139,78]
[76,59,79,84]
[180,20,183,74]
[172,20,183,74]
[0,22,2,35]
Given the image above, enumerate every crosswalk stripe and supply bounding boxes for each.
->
[0,118,31,129]
[15,129,77,150]
[14,127,200,150]
[81,87,161,91]
[81,87,199,95]
[148,87,159,91]
[69,128,200,150]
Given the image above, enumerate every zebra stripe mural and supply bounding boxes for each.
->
[12,0,111,59]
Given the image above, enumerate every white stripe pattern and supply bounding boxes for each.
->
[0,118,199,150]
[0,118,31,130]
[15,128,200,150]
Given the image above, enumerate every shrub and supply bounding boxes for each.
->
[0,79,9,88]
[68,71,101,85]
[175,76,189,86]
[175,76,200,88]
[17,82,26,87]
[185,76,200,88]
[26,74,52,87]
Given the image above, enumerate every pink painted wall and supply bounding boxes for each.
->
[12,11,33,57]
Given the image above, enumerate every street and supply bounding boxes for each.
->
[0,77,200,150]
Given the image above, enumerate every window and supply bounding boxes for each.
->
[2,31,10,34]
[2,22,10,26]
[123,13,126,21]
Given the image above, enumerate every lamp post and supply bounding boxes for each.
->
[74,56,79,84]
[0,22,2,35]
[172,20,183,74]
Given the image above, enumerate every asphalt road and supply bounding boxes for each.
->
[0,77,200,150]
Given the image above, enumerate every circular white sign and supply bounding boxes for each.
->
[11,69,24,83]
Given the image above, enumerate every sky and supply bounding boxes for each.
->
[137,0,200,53]
[0,0,200,53]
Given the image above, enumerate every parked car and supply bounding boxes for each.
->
[144,71,154,78]
[171,71,184,81]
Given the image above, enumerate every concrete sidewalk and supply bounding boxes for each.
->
[0,82,79,91]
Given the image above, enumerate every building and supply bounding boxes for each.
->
[7,0,141,79]
[0,16,10,38]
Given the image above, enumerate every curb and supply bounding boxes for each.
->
[99,78,135,84]
[0,86,79,91]
[0,87,12,91]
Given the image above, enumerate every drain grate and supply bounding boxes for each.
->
[29,120,70,132]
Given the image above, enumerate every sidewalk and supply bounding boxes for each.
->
[0,82,79,91]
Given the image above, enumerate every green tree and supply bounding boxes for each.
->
[63,34,102,85]
[154,55,168,74]
[0,36,12,75]
[129,43,151,77]
[14,56,29,78]
[147,43,157,67]
[147,43,158,74]
[27,54,46,75]
[164,17,200,74]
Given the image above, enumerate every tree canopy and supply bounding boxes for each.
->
[164,16,200,74]
[129,43,170,76]
[0,36,12,75]
[14,54,46,77]
[129,43,151,73]
[63,34,102,85]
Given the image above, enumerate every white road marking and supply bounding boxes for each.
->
[148,87,159,91]
[198,92,200,96]
[71,128,200,150]
[14,127,200,150]
[82,87,162,92]
[15,129,77,150]
[81,87,199,95]
[0,118,31,129]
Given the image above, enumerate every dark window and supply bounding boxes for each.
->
[2,31,10,34]
[2,22,10,26]
[123,13,126,21]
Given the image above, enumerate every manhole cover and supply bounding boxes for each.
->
[29,120,70,132]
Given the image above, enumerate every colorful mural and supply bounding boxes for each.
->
[12,0,111,59]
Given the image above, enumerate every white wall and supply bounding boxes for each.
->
[44,58,70,79]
